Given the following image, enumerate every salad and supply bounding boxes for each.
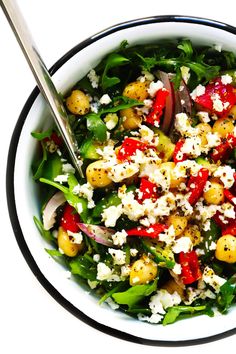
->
[32,39,236,325]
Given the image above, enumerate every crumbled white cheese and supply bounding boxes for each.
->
[88,280,99,289]
[108,248,126,265]
[76,202,84,214]
[120,265,131,278]
[172,237,193,254]
[190,84,206,100]
[141,70,155,81]
[73,182,95,208]
[172,263,182,275]
[175,194,193,216]
[149,289,182,315]
[153,192,176,217]
[202,219,211,231]
[175,112,197,137]
[211,93,224,112]
[184,287,216,305]
[93,254,100,262]
[62,163,75,174]
[209,241,217,251]
[87,69,100,88]
[104,113,118,130]
[196,111,210,123]
[221,74,233,85]
[220,202,236,219]
[149,166,171,192]
[112,229,127,246]
[102,204,123,227]
[205,132,221,149]
[54,174,68,184]
[67,230,83,244]
[105,297,119,310]
[137,313,163,324]
[122,191,145,221]
[139,125,154,143]
[213,165,235,189]
[108,161,140,183]
[159,225,175,246]
[130,248,139,257]
[99,94,112,105]
[96,262,120,282]
[147,80,164,97]
[181,136,202,157]
[194,200,220,222]
[202,266,226,293]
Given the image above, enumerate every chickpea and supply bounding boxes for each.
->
[167,214,188,237]
[162,279,185,299]
[196,123,212,146]
[160,162,186,189]
[123,81,150,101]
[228,105,236,120]
[86,160,112,188]
[66,90,90,115]
[212,117,234,138]
[129,256,158,286]
[120,108,142,130]
[57,227,83,257]
[182,225,202,246]
[215,235,236,263]
[203,179,224,205]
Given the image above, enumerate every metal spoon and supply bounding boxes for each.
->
[1,0,84,177]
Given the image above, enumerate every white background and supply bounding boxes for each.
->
[1,0,236,353]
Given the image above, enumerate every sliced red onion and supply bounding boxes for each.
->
[158,70,175,134]
[78,223,114,247]
[177,80,192,116]
[42,191,66,230]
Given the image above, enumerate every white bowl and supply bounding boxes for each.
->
[6,15,236,345]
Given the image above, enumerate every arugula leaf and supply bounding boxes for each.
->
[141,239,175,269]
[217,274,236,313]
[112,279,157,309]
[177,39,193,59]
[84,96,143,142]
[163,305,208,325]
[39,176,88,222]
[33,216,55,243]
[101,53,129,91]
[70,255,97,280]
[100,96,144,115]
[32,141,48,180]
[31,128,52,141]
[86,113,107,142]
[45,248,63,257]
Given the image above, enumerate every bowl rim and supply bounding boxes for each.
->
[6,15,236,346]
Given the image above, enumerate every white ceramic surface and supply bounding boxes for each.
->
[9,17,236,343]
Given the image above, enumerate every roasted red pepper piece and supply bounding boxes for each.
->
[187,168,209,205]
[173,139,187,163]
[224,189,236,205]
[222,220,236,236]
[60,203,80,233]
[193,78,236,117]
[179,250,202,285]
[44,131,63,147]
[211,134,236,162]
[126,223,168,238]
[117,138,147,161]
[137,177,158,203]
[145,88,169,126]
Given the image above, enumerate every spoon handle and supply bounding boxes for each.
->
[1,0,84,177]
